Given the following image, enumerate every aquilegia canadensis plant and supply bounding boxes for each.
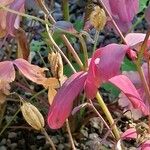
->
[1,0,150,149]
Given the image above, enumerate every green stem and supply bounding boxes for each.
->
[136,64,150,103]
[93,30,100,53]
[137,30,150,64]
[0,5,49,25]
[78,35,88,70]
[129,14,145,32]
[61,35,84,70]
[0,108,20,136]
[96,92,120,140]
[45,23,76,73]
[45,12,84,70]
[135,30,150,103]
[62,0,70,21]
[37,51,51,77]
[37,51,48,68]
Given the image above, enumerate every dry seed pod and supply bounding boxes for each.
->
[48,88,57,105]
[48,52,63,79]
[21,102,44,130]
[57,52,63,79]
[90,6,107,31]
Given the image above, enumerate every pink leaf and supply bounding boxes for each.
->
[140,140,150,150]
[102,0,139,32]
[0,61,15,82]
[119,93,143,120]
[85,44,128,99]
[125,33,147,47]
[47,72,87,129]
[109,75,149,115]
[7,0,25,36]
[13,58,47,85]
[121,128,137,139]
[72,103,88,115]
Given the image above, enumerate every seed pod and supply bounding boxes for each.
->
[90,6,107,31]
[21,102,44,130]
[48,52,63,79]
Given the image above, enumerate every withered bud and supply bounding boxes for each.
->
[15,28,29,60]
[21,102,44,130]
[90,6,107,31]
[48,52,63,79]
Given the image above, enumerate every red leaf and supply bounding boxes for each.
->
[102,0,139,32]
[7,0,25,36]
[121,128,137,139]
[0,61,15,82]
[109,75,149,115]
[125,33,147,47]
[13,58,47,85]
[140,140,150,150]
[85,44,128,99]
[47,72,87,129]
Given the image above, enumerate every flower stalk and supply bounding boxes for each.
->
[78,35,88,70]
[62,0,70,21]
[96,92,120,140]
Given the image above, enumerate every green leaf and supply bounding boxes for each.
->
[74,20,84,32]
[30,40,45,52]
[64,63,80,77]
[139,0,148,12]
[121,57,137,71]
[102,83,120,98]
[52,21,77,33]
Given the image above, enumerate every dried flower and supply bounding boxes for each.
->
[48,52,63,79]
[42,77,60,105]
[47,52,67,104]
[90,6,107,31]
[15,28,29,60]
[21,102,44,130]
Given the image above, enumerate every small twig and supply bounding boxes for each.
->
[96,92,120,140]
[39,2,84,70]
[41,128,56,150]
[78,35,88,70]
[88,100,114,137]
[93,30,100,52]
[66,119,76,150]
[45,18,76,73]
